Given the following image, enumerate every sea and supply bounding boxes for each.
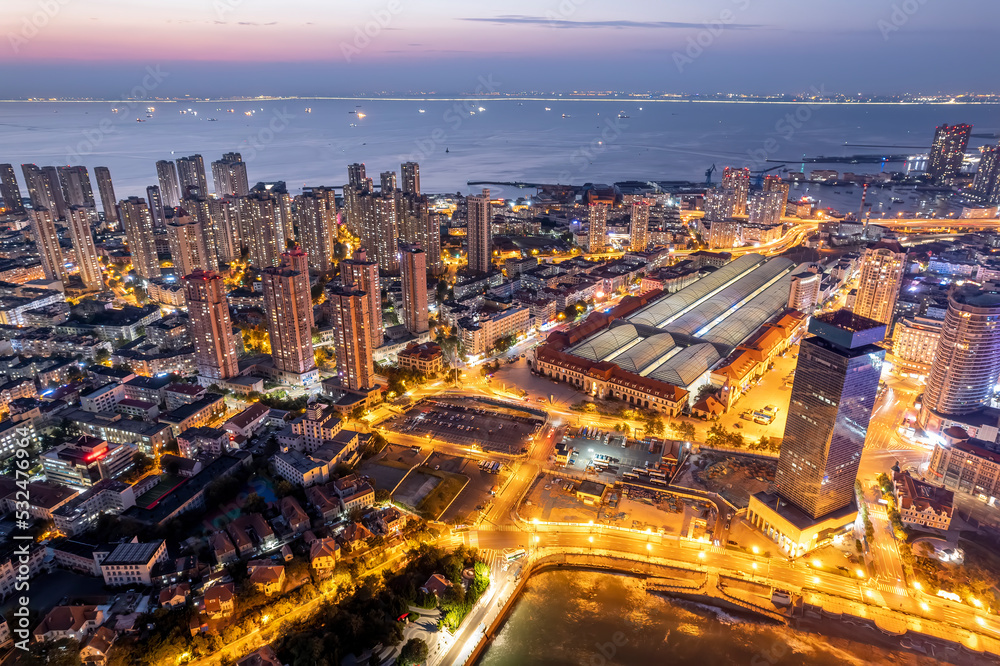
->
[476,570,938,666]
[1,98,998,213]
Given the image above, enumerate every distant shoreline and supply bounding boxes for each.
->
[2,96,999,106]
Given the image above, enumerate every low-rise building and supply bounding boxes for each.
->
[223,402,270,439]
[309,538,339,576]
[341,482,375,514]
[892,470,953,530]
[100,538,169,586]
[115,398,159,421]
[164,383,206,411]
[160,394,226,437]
[1,480,78,521]
[80,383,125,414]
[0,544,45,601]
[226,513,276,557]
[273,450,331,488]
[457,305,530,357]
[280,496,310,534]
[52,480,136,536]
[203,583,235,618]
[891,316,942,379]
[0,377,37,416]
[928,428,1000,500]
[79,625,117,664]
[0,419,38,461]
[33,605,104,643]
[65,408,172,456]
[397,341,444,376]
[176,426,231,459]
[122,374,174,406]
[247,561,285,595]
[48,539,107,576]
[210,532,237,565]
[289,402,344,453]
[122,452,252,527]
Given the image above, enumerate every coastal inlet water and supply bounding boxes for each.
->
[476,571,923,666]
[0,99,998,202]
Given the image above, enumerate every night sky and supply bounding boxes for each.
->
[2,0,998,98]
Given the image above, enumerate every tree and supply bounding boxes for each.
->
[642,413,664,436]
[243,492,267,515]
[672,421,696,441]
[398,639,429,666]
[694,384,718,402]
[22,639,82,666]
[94,348,111,365]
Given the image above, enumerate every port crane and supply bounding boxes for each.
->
[704,164,717,186]
[750,164,786,188]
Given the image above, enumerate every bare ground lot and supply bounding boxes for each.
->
[520,473,712,536]
[392,466,469,521]
[358,457,411,494]
[384,398,543,455]
[356,444,427,492]
[426,452,507,525]
[672,450,776,509]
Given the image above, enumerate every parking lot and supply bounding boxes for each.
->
[385,398,543,455]
[423,451,508,524]
[561,429,666,479]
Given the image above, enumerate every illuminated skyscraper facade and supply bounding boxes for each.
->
[185,269,239,382]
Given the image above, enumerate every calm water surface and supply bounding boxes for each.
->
[477,571,925,666]
[0,99,997,203]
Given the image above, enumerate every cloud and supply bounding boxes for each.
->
[461,15,764,30]
[237,21,278,26]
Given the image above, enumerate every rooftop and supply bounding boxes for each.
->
[101,539,164,566]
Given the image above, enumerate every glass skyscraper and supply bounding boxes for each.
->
[775,310,886,520]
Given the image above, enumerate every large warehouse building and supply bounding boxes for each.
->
[534,254,807,414]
